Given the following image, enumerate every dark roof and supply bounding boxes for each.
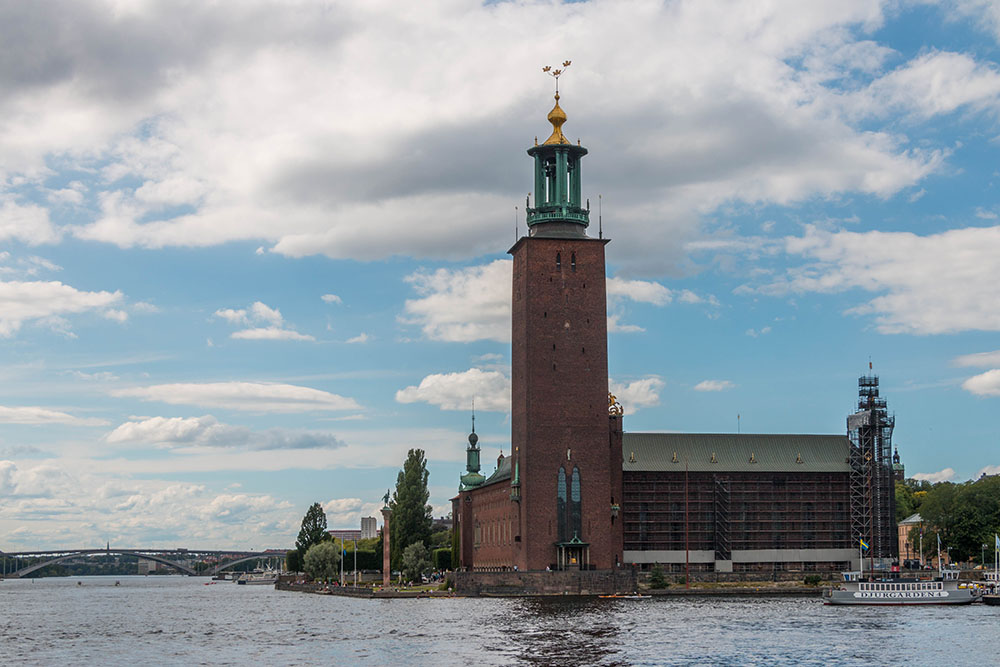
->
[480,454,512,487]
[623,433,851,473]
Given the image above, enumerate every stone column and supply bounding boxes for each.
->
[381,507,392,587]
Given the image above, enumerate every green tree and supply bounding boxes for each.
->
[390,449,433,569]
[401,541,431,583]
[303,542,341,582]
[432,548,452,571]
[286,549,302,573]
[296,502,329,560]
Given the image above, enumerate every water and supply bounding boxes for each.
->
[1,576,996,666]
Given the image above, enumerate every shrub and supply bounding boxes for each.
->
[804,574,823,586]
[648,565,667,589]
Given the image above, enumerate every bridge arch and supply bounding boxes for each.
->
[11,550,197,578]
[207,554,282,576]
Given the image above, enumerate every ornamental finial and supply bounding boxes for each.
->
[541,61,573,145]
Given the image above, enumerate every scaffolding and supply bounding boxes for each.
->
[713,476,731,561]
[848,375,897,561]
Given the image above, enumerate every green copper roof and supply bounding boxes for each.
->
[623,433,851,473]
[478,454,512,488]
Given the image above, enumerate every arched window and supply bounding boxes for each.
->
[557,468,567,542]
[556,252,561,269]
[571,252,576,271]
[570,467,582,539]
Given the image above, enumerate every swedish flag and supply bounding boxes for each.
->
[860,539,870,551]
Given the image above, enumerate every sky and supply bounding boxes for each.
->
[2,0,1000,551]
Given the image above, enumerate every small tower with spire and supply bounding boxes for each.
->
[459,409,485,490]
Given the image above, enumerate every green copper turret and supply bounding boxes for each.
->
[525,92,590,237]
[459,416,485,490]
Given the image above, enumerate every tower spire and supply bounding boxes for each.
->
[526,61,590,238]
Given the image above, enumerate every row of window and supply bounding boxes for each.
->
[555,252,576,271]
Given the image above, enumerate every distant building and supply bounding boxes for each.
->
[432,516,452,532]
[361,517,378,540]
[137,558,159,574]
[898,513,923,564]
[328,530,362,542]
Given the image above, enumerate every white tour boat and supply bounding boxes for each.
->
[824,567,979,605]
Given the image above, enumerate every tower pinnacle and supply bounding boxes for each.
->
[526,61,590,236]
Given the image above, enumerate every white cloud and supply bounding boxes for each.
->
[323,497,383,529]
[0,199,59,245]
[402,260,511,343]
[0,1,965,271]
[745,326,772,337]
[0,405,108,426]
[0,279,123,337]
[609,377,665,415]
[912,468,957,483]
[607,314,644,334]
[214,301,312,341]
[694,380,736,392]
[396,368,510,412]
[607,277,674,306]
[321,294,342,304]
[249,302,282,326]
[346,332,370,344]
[978,465,1000,478]
[106,415,347,451]
[961,369,1000,397]
[214,308,248,325]
[850,51,1000,120]
[752,225,1000,334]
[231,327,315,341]
[953,350,1000,368]
[112,381,362,413]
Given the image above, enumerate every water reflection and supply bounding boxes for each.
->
[490,597,625,666]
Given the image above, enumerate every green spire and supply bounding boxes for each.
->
[459,411,485,490]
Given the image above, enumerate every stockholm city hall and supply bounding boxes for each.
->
[452,67,898,592]
[453,66,625,582]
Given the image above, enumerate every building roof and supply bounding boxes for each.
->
[900,513,922,525]
[480,453,512,487]
[622,433,852,473]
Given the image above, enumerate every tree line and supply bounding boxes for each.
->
[896,473,1000,564]
[290,448,452,583]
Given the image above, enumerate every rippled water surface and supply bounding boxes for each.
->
[1,576,996,665]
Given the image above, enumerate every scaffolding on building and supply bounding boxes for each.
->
[713,476,731,561]
[848,374,897,561]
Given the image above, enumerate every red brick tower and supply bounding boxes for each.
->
[508,74,623,571]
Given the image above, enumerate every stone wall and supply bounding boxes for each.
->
[454,569,636,596]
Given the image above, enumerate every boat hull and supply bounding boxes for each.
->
[825,588,978,605]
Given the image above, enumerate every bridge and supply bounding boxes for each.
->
[0,547,288,578]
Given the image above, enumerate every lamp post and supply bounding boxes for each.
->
[983,543,988,568]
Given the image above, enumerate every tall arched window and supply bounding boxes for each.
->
[570,467,582,539]
[556,468,567,542]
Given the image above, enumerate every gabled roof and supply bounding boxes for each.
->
[623,433,852,473]
[479,454,512,487]
[900,513,922,525]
